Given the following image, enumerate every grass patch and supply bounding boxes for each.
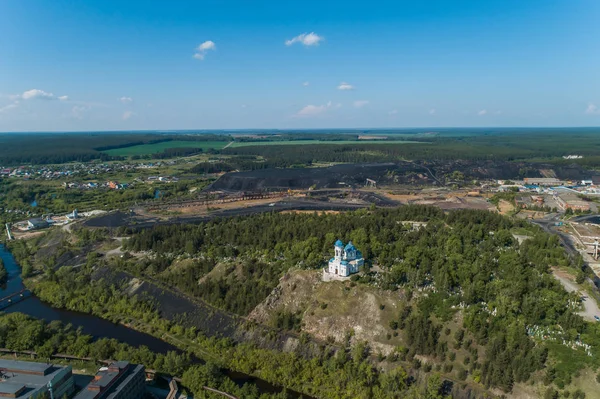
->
[103,141,228,156]
[511,227,535,236]
[546,342,597,376]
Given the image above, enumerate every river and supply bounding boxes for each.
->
[0,244,310,398]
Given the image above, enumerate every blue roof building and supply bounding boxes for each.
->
[327,239,364,277]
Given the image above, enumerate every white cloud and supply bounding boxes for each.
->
[22,89,55,100]
[478,109,487,116]
[388,109,398,115]
[296,104,327,117]
[429,108,436,115]
[122,111,135,120]
[294,101,339,117]
[119,96,133,104]
[71,105,89,119]
[302,81,309,87]
[15,89,69,101]
[194,40,216,60]
[241,104,247,108]
[585,103,600,115]
[353,100,369,108]
[337,82,354,90]
[285,32,324,47]
[198,41,216,51]
[0,102,19,113]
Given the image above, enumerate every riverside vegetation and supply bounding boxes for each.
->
[9,206,600,398]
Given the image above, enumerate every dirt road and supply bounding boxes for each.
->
[552,269,600,322]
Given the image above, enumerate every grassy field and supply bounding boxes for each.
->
[103,140,229,156]
[229,140,422,148]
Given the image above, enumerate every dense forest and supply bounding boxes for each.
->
[0,133,230,165]
[117,207,600,393]
[4,129,600,166]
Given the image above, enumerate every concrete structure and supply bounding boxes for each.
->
[75,361,145,399]
[26,219,49,230]
[327,240,364,277]
[0,359,75,399]
[523,177,563,186]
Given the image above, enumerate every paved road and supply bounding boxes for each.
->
[553,271,600,322]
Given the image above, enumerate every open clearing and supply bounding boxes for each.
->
[103,140,229,156]
[228,140,422,148]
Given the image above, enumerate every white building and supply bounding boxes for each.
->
[327,240,364,277]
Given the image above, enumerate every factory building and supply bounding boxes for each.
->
[523,177,563,186]
[556,193,591,211]
[0,359,75,399]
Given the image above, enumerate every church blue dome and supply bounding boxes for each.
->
[335,239,344,247]
[344,241,356,251]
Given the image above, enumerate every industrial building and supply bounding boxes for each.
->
[26,218,49,230]
[556,193,591,211]
[523,177,563,186]
[75,361,145,399]
[0,359,75,399]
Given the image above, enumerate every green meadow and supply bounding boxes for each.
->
[102,140,229,156]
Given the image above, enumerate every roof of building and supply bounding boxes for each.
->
[27,218,49,228]
[344,241,355,251]
[0,382,26,396]
[75,362,143,399]
[0,360,71,399]
[335,239,344,247]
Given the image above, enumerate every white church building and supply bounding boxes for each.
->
[327,240,364,277]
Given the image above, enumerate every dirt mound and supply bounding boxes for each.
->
[94,267,240,337]
[250,269,408,355]
[211,163,400,191]
[85,211,132,228]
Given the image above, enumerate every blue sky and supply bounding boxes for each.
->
[1,0,600,131]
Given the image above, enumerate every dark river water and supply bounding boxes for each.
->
[0,244,310,398]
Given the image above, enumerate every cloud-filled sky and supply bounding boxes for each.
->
[1,0,600,131]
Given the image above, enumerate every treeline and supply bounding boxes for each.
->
[0,133,231,165]
[0,258,6,284]
[0,312,191,376]
[0,312,297,399]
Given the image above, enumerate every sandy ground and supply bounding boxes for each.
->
[552,268,600,321]
[161,197,285,215]
[498,199,515,215]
